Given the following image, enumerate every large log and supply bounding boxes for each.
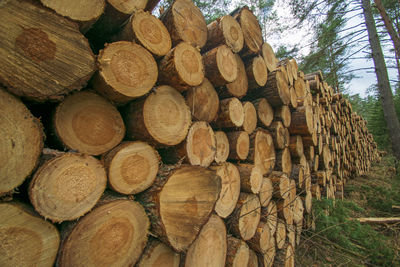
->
[203,15,244,53]
[226,236,250,267]
[0,0,95,101]
[160,0,207,48]
[248,129,276,175]
[184,214,227,267]
[268,121,290,150]
[261,200,278,236]
[274,105,291,128]
[226,131,250,161]
[158,42,204,92]
[237,164,263,194]
[0,89,44,195]
[212,97,244,129]
[57,200,149,267]
[29,152,107,222]
[288,105,314,136]
[220,54,249,98]
[138,165,221,252]
[261,42,277,72]
[53,91,125,155]
[214,131,230,163]
[0,202,60,267]
[246,221,274,254]
[124,85,191,146]
[102,141,160,195]
[113,10,172,57]
[203,44,238,86]
[259,177,273,207]
[92,41,158,104]
[210,163,241,218]
[137,239,180,267]
[252,98,274,127]
[246,55,268,90]
[242,101,258,134]
[185,78,220,123]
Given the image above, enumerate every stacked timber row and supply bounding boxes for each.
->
[0,0,380,266]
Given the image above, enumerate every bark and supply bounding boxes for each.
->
[362,0,400,159]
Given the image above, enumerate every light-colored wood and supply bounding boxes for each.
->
[54,91,125,155]
[103,141,159,195]
[57,200,149,267]
[274,243,294,267]
[288,105,315,136]
[113,10,172,57]
[160,0,207,48]
[277,198,294,225]
[221,54,249,98]
[248,249,259,267]
[261,200,277,236]
[214,131,230,163]
[138,165,221,252]
[0,89,44,195]
[293,196,304,224]
[274,105,291,128]
[352,217,400,224]
[248,129,276,175]
[137,239,180,267]
[203,15,244,53]
[268,121,289,150]
[247,221,273,254]
[92,41,158,104]
[203,44,238,86]
[186,78,219,122]
[29,152,107,222]
[237,164,263,194]
[275,147,292,175]
[213,97,245,128]
[261,42,277,72]
[246,55,268,90]
[226,236,250,267]
[158,42,204,92]
[289,135,304,159]
[0,0,95,101]
[226,131,250,160]
[269,171,290,200]
[210,163,241,218]
[0,202,60,267]
[184,214,227,267]
[275,219,286,249]
[242,101,258,134]
[124,85,191,146]
[259,177,273,208]
[253,98,274,127]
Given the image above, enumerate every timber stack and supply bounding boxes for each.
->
[0,0,380,266]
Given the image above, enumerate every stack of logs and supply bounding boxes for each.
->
[0,0,380,266]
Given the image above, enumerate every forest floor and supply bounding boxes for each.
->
[295,155,400,266]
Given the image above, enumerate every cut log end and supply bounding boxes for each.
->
[226,236,250,267]
[185,121,216,167]
[0,203,60,267]
[234,7,263,56]
[214,131,230,163]
[236,193,261,240]
[29,153,107,222]
[242,101,257,134]
[54,91,125,155]
[137,239,180,267]
[225,54,249,98]
[261,42,277,72]
[221,15,244,52]
[186,78,219,122]
[57,200,149,267]
[227,131,250,160]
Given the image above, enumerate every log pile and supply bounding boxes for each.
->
[0,0,380,266]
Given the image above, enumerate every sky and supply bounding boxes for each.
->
[264,0,398,98]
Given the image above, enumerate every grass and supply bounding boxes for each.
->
[296,155,400,266]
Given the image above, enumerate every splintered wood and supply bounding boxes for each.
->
[0,0,380,266]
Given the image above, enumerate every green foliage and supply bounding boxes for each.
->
[312,199,395,266]
[275,45,299,60]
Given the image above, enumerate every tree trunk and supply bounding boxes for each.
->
[57,200,149,267]
[0,202,60,267]
[362,0,400,159]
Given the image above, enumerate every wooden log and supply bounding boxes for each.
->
[288,105,314,136]
[124,85,191,146]
[102,141,160,195]
[287,224,296,248]
[212,97,244,128]
[311,184,321,200]
[184,214,227,267]
[138,165,221,252]
[214,131,230,163]
[57,200,149,266]
[202,15,244,53]
[290,164,304,190]
[289,179,297,204]
[247,221,273,254]
[159,121,216,167]
[269,121,289,150]
[39,0,105,33]
[250,98,273,128]
[261,42,277,72]
[185,78,219,122]
[289,86,299,109]
[160,0,207,48]
[227,193,261,241]
[269,171,290,200]
[274,243,294,267]
[112,10,172,57]
[29,152,107,222]
[246,55,268,90]
[247,70,290,107]
[137,239,180,267]
[248,249,258,267]
[237,164,263,194]
[0,0,95,101]
[226,236,250,267]
[303,190,312,214]
[293,196,304,224]
[277,198,294,225]
[203,45,238,86]
[0,202,60,267]
[289,135,304,159]
[231,6,263,57]
[92,41,158,104]
[0,89,44,195]
[261,200,277,236]
[289,59,298,81]
[275,219,286,249]
[158,42,204,92]
[220,54,249,98]
[53,91,125,155]
[278,59,294,86]
[258,244,276,267]
[352,217,400,224]
[275,147,292,175]
[242,101,258,134]
[274,105,292,128]
[210,163,241,218]
[259,177,273,207]
[248,129,276,175]
[226,131,250,160]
